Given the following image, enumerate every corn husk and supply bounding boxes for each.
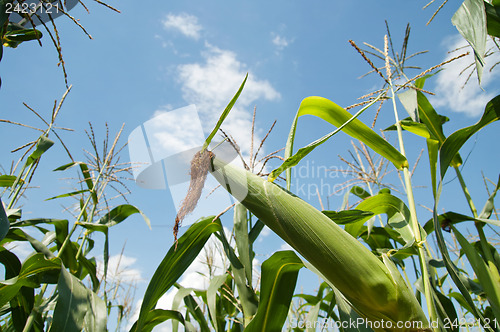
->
[210,156,430,331]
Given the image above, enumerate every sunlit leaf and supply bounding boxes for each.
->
[26,135,54,167]
[479,175,500,219]
[440,95,500,178]
[215,228,258,323]
[45,189,90,201]
[452,0,487,83]
[203,74,247,150]
[398,88,419,121]
[269,95,406,183]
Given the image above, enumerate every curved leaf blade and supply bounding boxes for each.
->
[203,73,248,150]
[269,95,406,182]
[452,0,487,82]
[440,95,500,178]
[245,251,304,332]
[207,274,228,332]
[131,217,221,332]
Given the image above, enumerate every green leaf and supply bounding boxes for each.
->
[398,88,419,121]
[215,229,258,323]
[334,287,374,332]
[304,301,321,332]
[49,268,106,332]
[0,197,9,241]
[233,203,252,284]
[203,73,247,150]
[207,274,228,332]
[98,204,150,228]
[440,95,500,178]
[182,292,210,331]
[485,2,500,38]
[321,209,374,225]
[79,204,150,231]
[3,23,42,48]
[45,189,90,201]
[269,94,406,182]
[479,175,500,219]
[131,217,221,332]
[83,284,107,332]
[452,226,500,320]
[452,0,487,83]
[346,193,416,245]
[26,135,54,166]
[0,247,21,278]
[0,253,61,307]
[0,175,17,187]
[427,138,440,198]
[423,211,477,234]
[245,251,304,332]
[129,309,186,332]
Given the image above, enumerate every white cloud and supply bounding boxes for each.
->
[97,254,143,283]
[280,243,294,251]
[176,44,281,155]
[431,35,500,117]
[272,34,291,52]
[162,13,202,40]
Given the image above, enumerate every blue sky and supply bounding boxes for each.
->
[1,0,500,330]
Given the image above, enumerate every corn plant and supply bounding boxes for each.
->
[0,90,149,331]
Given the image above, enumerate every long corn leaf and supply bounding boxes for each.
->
[203,74,248,150]
[269,96,407,183]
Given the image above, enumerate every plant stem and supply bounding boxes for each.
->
[389,82,437,329]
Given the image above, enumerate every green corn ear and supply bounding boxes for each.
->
[210,156,430,331]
